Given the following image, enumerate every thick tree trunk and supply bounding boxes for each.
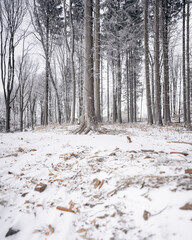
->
[154,0,162,125]
[133,70,137,122]
[186,0,190,124]
[69,0,76,124]
[5,100,11,132]
[75,0,96,134]
[94,0,101,122]
[183,0,187,123]
[144,0,153,125]
[161,0,170,124]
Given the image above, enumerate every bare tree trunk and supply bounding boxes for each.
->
[154,0,162,125]
[186,0,191,125]
[161,0,170,124]
[94,0,101,122]
[130,50,134,123]
[183,0,187,123]
[126,51,130,122]
[75,0,96,133]
[107,60,109,122]
[133,69,137,122]
[144,0,153,125]
[117,46,122,123]
[44,26,49,125]
[112,59,117,123]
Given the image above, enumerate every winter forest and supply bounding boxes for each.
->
[0,0,192,240]
[0,0,191,131]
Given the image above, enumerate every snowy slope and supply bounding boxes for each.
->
[0,124,192,240]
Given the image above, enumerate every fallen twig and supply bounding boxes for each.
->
[167,141,192,146]
[56,206,75,213]
[170,152,188,156]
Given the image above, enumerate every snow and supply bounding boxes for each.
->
[0,123,192,240]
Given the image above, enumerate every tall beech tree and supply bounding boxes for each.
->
[76,0,96,133]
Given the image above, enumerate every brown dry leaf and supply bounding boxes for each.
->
[93,178,101,189]
[69,200,75,210]
[36,204,43,207]
[48,224,54,234]
[70,153,78,158]
[185,169,192,174]
[77,229,88,233]
[34,183,47,193]
[17,147,25,153]
[127,136,132,143]
[30,149,37,152]
[97,214,109,219]
[45,232,49,236]
[180,203,192,210]
[46,153,52,157]
[56,206,75,213]
[88,155,98,159]
[143,210,151,221]
[98,179,104,189]
[33,230,40,234]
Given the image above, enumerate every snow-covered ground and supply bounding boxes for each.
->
[0,123,192,240]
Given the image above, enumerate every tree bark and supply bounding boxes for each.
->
[186,0,190,124]
[183,0,187,123]
[117,46,122,123]
[154,0,162,125]
[144,0,153,125]
[94,0,101,122]
[75,0,96,133]
[161,0,170,124]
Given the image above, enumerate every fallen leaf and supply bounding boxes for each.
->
[143,210,151,221]
[77,228,88,233]
[48,224,54,234]
[17,147,25,153]
[185,169,192,174]
[34,183,47,193]
[180,203,192,210]
[127,136,132,143]
[46,153,52,156]
[93,178,101,189]
[30,149,37,152]
[5,228,20,237]
[69,200,75,210]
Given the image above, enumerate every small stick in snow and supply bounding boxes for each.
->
[170,152,188,156]
[143,206,168,221]
[98,179,105,189]
[167,140,192,146]
[56,206,75,213]
[127,136,132,143]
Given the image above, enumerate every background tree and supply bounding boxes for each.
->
[32,0,63,125]
[0,0,26,132]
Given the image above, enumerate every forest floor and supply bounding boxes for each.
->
[0,123,192,240]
